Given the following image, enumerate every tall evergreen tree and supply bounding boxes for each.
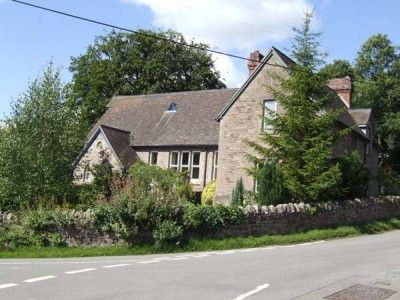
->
[0,64,83,210]
[247,13,346,202]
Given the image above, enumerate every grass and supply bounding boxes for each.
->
[2,217,400,259]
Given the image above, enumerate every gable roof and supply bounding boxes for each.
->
[216,47,292,121]
[94,88,238,147]
[348,108,372,126]
[100,125,136,167]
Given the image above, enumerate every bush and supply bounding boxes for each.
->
[201,181,216,205]
[183,204,244,233]
[153,220,183,248]
[126,162,193,205]
[337,151,371,199]
[0,225,37,249]
[256,161,287,205]
[231,178,245,206]
[24,207,66,233]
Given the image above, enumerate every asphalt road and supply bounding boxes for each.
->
[1,231,400,300]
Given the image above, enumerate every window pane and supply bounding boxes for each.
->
[192,167,200,179]
[182,152,189,165]
[181,167,189,173]
[263,100,277,131]
[151,152,158,165]
[171,152,179,165]
[214,151,218,166]
[192,152,200,166]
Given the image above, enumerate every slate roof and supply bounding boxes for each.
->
[348,108,372,126]
[100,125,136,167]
[94,88,239,147]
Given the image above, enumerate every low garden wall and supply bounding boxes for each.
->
[1,196,400,247]
[215,196,400,238]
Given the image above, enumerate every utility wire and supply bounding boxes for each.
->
[11,0,288,69]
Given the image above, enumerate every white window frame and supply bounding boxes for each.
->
[83,164,91,183]
[150,151,158,166]
[180,151,190,174]
[191,151,201,183]
[213,151,218,180]
[263,99,277,132]
[170,151,180,171]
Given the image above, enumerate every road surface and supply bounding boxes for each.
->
[1,230,400,299]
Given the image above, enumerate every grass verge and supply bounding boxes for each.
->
[1,216,400,258]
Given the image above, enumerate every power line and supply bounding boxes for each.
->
[10,0,288,69]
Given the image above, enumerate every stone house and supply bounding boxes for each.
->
[73,47,381,203]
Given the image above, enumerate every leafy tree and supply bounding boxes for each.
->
[352,34,400,172]
[69,29,226,130]
[320,59,355,79]
[256,161,286,205]
[247,12,346,202]
[231,178,244,206]
[0,64,83,210]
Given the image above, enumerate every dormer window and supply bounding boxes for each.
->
[167,102,177,112]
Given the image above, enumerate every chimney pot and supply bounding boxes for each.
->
[247,50,264,76]
[327,76,353,108]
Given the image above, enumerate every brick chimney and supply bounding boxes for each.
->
[247,50,264,76]
[327,76,353,108]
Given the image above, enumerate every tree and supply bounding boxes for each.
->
[352,34,400,172]
[231,178,244,206]
[69,29,226,130]
[247,12,346,202]
[256,161,286,205]
[320,59,355,79]
[0,64,83,210]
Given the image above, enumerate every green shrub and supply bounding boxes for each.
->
[231,178,245,206]
[183,204,244,233]
[337,151,371,199]
[153,220,183,248]
[201,181,216,205]
[24,207,66,233]
[127,162,193,205]
[0,225,37,249]
[256,161,287,205]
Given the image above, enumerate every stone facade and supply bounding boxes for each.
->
[73,131,123,185]
[215,51,288,204]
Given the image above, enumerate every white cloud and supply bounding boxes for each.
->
[123,0,314,87]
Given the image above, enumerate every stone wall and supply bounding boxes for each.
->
[213,196,400,238]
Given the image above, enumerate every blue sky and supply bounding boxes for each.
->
[0,0,399,116]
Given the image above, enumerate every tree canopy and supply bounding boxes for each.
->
[69,29,226,130]
[0,65,83,210]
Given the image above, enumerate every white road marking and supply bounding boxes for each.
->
[0,283,18,289]
[192,254,210,258]
[24,275,56,283]
[65,268,95,274]
[153,257,172,261]
[137,260,159,264]
[216,250,238,255]
[102,264,131,269]
[233,283,270,300]
[167,257,188,261]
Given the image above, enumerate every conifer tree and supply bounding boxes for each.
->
[247,12,347,202]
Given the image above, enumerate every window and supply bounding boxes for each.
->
[150,152,158,165]
[213,151,218,180]
[181,152,190,173]
[170,151,179,171]
[191,152,201,180]
[167,102,177,112]
[263,100,277,131]
[83,164,91,182]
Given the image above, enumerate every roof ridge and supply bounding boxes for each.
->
[112,88,239,100]
[100,124,131,134]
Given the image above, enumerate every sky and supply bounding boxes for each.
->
[0,0,399,116]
